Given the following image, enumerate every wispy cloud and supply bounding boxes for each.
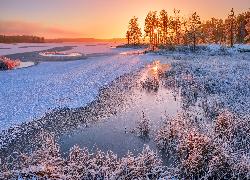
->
[0,19,85,38]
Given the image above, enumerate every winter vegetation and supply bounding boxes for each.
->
[126,8,250,50]
[0,132,164,179]
[131,111,151,138]
[153,54,250,178]
[0,56,20,70]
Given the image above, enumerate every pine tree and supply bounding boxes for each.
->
[169,9,182,46]
[204,18,218,44]
[206,26,216,44]
[225,8,237,47]
[128,16,142,45]
[126,31,131,44]
[198,21,206,44]
[144,11,158,44]
[159,9,169,44]
[216,19,225,45]
[173,9,181,45]
[210,17,223,44]
[188,12,201,52]
[244,11,250,42]
[181,16,190,46]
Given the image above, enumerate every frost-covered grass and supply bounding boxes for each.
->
[167,54,250,118]
[155,112,250,179]
[154,53,250,179]
[0,132,165,179]
[156,43,250,56]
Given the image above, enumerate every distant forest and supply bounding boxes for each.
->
[126,8,250,47]
[45,38,127,43]
[0,35,45,43]
[0,36,127,43]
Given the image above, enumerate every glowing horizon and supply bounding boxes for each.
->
[0,0,249,39]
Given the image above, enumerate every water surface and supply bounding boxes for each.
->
[57,65,182,165]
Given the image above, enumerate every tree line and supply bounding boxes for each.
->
[0,35,45,43]
[126,8,250,49]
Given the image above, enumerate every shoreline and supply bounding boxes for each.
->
[4,45,121,64]
[5,46,88,63]
[0,67,143,159]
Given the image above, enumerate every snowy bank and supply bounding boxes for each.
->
[0,53,169,131]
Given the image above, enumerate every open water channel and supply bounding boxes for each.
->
[56,62,183,165]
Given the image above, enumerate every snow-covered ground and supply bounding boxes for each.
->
[0,43,168,131]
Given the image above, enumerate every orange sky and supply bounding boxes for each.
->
[0,0,249,39]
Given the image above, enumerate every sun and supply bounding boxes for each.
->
[152,65,158,71]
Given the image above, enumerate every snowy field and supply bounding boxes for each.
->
[0,43,164,131]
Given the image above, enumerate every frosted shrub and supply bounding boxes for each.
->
[155,113,250,179]
[155,114,212,178]
[131,111,151,137]
[113,146,163,179]
[140,77,159,91]
[0,56,20,70]
[215,111,250,153]
[0,132,164,179]
[179,134,215,178]
[0,132,64,179]
[180,73,200,108]
[153,54,250,178]
[155,115,185,153]
[214,110,234,140]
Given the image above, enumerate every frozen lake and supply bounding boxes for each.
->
[0,43,171,132]
[0,42,140,56]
